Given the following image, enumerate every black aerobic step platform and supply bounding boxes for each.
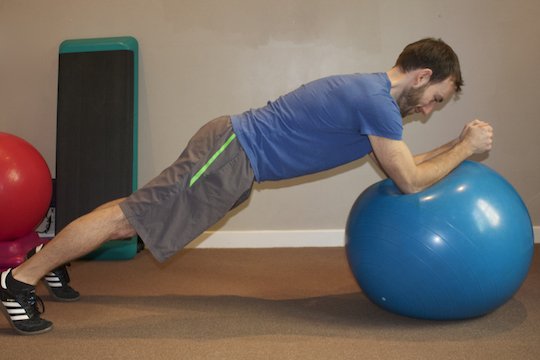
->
[55,37,139,260]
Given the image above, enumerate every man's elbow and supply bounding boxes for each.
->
[393,180,425,195]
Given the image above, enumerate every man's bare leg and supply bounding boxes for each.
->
[1,198,137,334]
[12,198,137,286]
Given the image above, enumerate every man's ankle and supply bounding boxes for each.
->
[5,269,36,292]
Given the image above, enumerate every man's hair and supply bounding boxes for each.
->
[395,38,463,92]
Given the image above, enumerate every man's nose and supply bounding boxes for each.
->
[421,102,435,116]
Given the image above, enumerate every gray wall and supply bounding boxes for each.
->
[1,0,538,236]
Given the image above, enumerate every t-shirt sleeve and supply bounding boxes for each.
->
[357,93,403,141]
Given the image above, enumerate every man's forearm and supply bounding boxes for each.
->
[413,137,460,165]
[368,120,493,194]
[409,140,474,192]
[370,136,459,177]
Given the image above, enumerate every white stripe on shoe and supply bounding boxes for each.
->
[44,273,62,288]
[2,301,30,321]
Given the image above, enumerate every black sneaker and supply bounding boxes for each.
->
[0,269,53,335]
[26,245,80,302]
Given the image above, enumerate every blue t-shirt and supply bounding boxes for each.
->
[231,72,402,182]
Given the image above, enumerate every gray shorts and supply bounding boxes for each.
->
[119,116,255,263]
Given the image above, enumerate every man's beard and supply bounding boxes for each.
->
[396,83,428,117]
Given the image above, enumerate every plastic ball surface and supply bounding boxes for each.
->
[345,161,534,320]
[0,132,52,241]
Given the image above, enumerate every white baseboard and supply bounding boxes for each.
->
[188,226,540,248]
[36,226,540,248]
[186,229,346,248]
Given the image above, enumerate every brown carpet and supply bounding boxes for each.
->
[2,245,540,359]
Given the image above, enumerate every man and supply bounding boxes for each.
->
[0,38,493,335]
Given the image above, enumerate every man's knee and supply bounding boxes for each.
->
[109,205,137,240]
[93,198,128,212]
[87,204,136,241]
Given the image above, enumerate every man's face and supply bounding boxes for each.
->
[398,78,455,118]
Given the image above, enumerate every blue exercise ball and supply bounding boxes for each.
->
[345,160,534,320]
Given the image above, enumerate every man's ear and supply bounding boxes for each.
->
[414,68,433,86]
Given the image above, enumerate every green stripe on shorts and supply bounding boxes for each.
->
[190,133,237,187]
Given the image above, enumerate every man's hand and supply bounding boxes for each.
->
[460,120,493,154]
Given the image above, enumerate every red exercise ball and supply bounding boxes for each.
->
[0,132,52,242]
